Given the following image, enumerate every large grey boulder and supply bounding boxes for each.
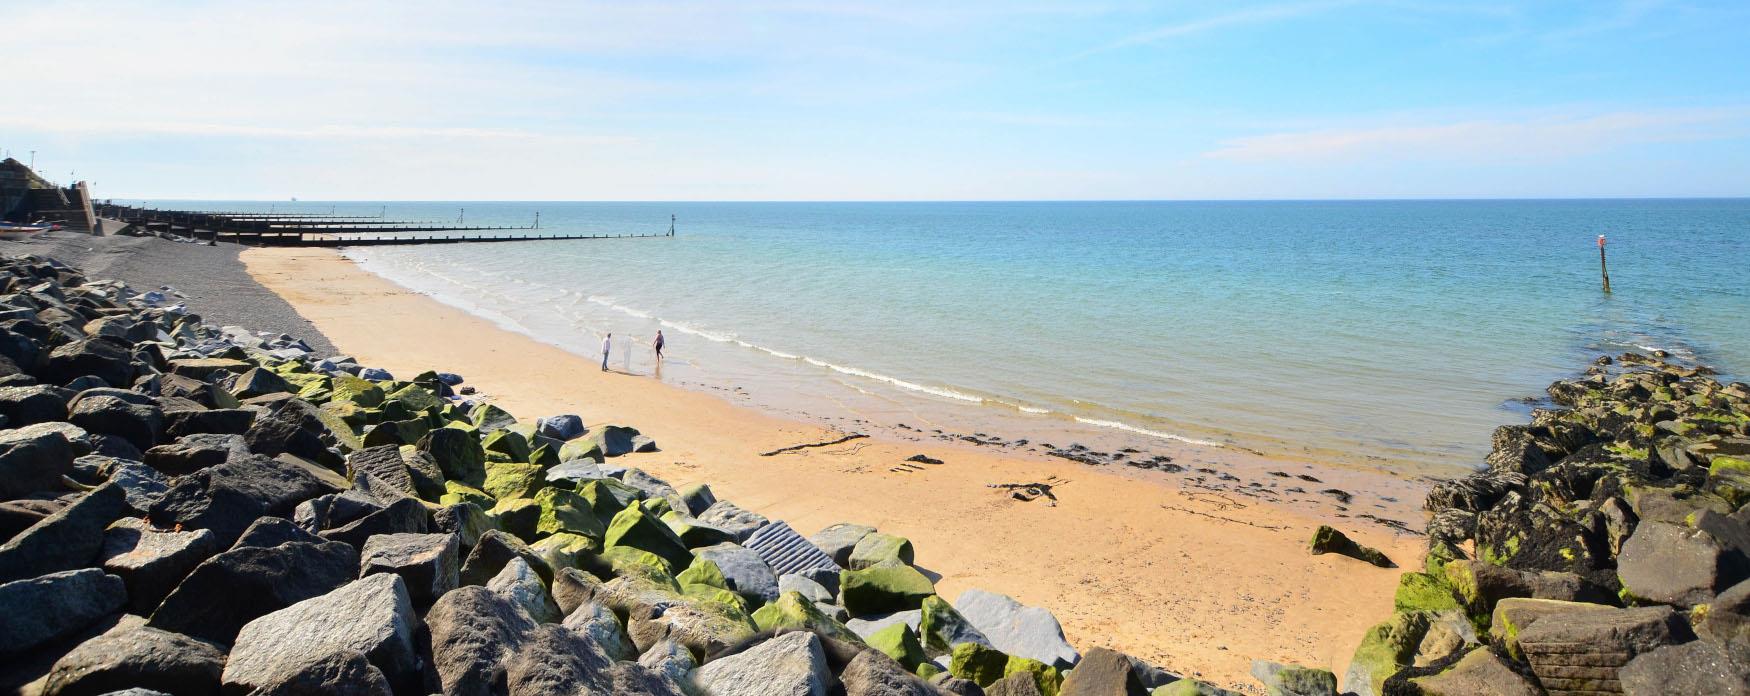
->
[91,457,170,512]
[537,415,586,441]
[318,496,427,549]
[423,585,538,696]
[231,515,322,550]
[1403,647,1538,696]
[553,567,605,616]
[1618,520,1733,606]
[41,617,226,696]
[781,573,836,604]
[848,610,923,642]
[222,573,419,695]
[460,529,553,586]
[1701,577,1750,644]
[148,540,359,645]
[563,600,636,660]
[692,630,832,696]
[0,426,75,499]
[697,542,781,605]
[149,454,343,546]
[745,520,837,578]
[488,557,562,624]
[954,588,1079,669]
[1516,605,1681,694]
[0,384,69,426]
[638,638,697,688]
[359,532,458,606]
[0,568,126,655]
[0,482,127,583]
[99,517,218,614]
[1619,640,1750,695]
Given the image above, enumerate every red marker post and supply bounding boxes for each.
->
[1598,235,1611,294]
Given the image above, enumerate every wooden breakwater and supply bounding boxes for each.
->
[94,203,673,247]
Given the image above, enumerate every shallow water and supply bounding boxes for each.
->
[153,199,1750,474]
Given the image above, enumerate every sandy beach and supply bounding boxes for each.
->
[243,246,1428,689]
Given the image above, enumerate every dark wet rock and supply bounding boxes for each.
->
[162,407,254,438]
[0,498,66,542]
[148,540,359,645]
[231,515,322,550]
[345,445,417,497]
[1699,577,1750,644]
[360,532,459,607]
[693,630,832,696]
[87,456,170,513]
[0,482,127,584]
[42,617,226,696]
[461,529,554,587]
[537,414,586,441]
[236,649,391,696]
[0,384,69,426]
[423,585,537,696]
[222,573,419,695]
[228,366,293,399]
[0,426,76,498]
[0,568,126,655]
[142,433,247,476]
[1307,525,1393,568]
[42,336,135,388]
[591,424,650,457]
[68,395,162,452]
[99,517,218,614]
[148,454,342,546]
[318,496,427,549]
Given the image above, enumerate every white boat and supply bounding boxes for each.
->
[0,222,56,239]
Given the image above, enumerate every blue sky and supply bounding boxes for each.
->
[6,1,1748,200]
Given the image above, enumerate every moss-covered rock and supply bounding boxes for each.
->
[603,503,693,572]
[529,442,560,468]
[439,480,494,508]
[1394,571,1461,613]
[1487,598,1613,661]
[677,557,728,590]
[919,594,987,656]
[1344,611,1434,696]
[534,486,604,540]
[419,426,486,488]
[867,621,927,670]
[489,497,542,542]
[1004,655,1062,696]
[320,400,373,429]
[331,374,385,407]
[750,590,863,645]
[661,510,737,548]
[363,418,430,448]
[1152,679,1241,695]
[578,478,642,526]
[1424,539,1466,576]
[530,532,600,572]
[560,437,605,464]
[849,532,915,570]
[1310,525,1394,568]
[640,496,672,517]
[483,429,532,463]
[841,559,936,617]
[387,382,442,413]
[483,462,547,500]
[949,642,1010,687]
[1708,456,1750,508]
[468,402,517,432]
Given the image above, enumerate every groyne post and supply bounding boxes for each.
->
[1598,234,1611,294]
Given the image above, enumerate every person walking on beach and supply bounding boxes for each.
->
[601,332,612,371]
[653,330,665,362]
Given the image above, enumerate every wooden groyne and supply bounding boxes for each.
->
[94,203,672,247]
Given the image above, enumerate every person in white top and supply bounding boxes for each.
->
[600,333,612,372]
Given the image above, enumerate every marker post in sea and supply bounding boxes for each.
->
[1598,234,1612,294]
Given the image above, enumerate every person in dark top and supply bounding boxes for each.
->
[653,330,665,362]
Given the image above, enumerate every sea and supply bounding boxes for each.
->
[142,199,1750,475]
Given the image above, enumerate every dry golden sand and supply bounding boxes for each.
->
[244,246,1429,690]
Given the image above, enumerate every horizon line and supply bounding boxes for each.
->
[106,195,1750,204]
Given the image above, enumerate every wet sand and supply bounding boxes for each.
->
[244,245,1429,690]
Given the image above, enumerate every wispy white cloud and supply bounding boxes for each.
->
[1075,1,1358,57]
[1204,107,1750,162]
[0,116,635,143]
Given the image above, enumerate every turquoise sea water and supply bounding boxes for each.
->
[149,199,1750,473]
